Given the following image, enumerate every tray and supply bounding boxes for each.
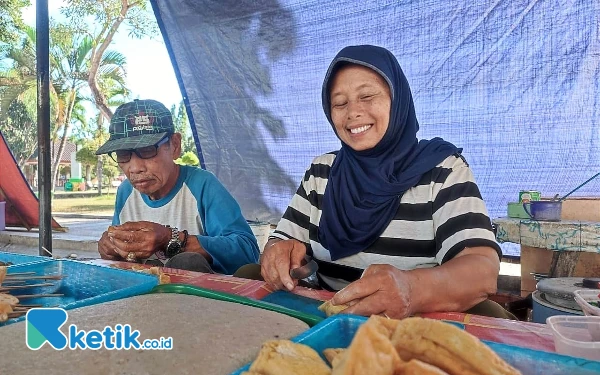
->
[0,251,52,267]
[231,315,600,375]
[1,259,158,326]
[260,290,327,319]
[151,284,323,327]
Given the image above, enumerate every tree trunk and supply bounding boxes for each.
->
[96,156,103,195]
[87,1,130,122]
[87,3,132,196]
[85,165,91,182]
[51,91,77,191]
[86,1,138,194]
[51,123,69,192]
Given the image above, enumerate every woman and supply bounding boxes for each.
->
[253,45,509,319]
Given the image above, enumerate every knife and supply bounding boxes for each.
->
[289,256,319,280]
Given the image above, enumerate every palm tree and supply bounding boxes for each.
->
[0,26,58,173]
[0,26,41,123]
[49,28,129,189]
[0,24,129,190]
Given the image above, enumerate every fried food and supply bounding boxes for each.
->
[400,359,450,375]
[391,317,520,375]
[323,348,345,367]
[129,265,171,284]
[244,316,520,375]
[0,293,19,305]
[245,340,331,375]
[318,300,349,316]
[0,301,13,322]
[331,315,402,375]
[158,273,171,284]
[0,265,6,285]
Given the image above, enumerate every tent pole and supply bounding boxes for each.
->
[36,0,51,257]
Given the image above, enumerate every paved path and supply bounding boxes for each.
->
[0,213,110,259]
[0,214,271,261]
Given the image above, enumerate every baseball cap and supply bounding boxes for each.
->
[96,99,174,155]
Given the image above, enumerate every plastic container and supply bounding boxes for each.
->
[574,290,600,316]
[232,315,600,375]
[547,315,600,361]
[0,251,52,267]
[1,259,158,325]
[508,202,530,218]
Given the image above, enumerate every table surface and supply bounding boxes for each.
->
[88,259,557,354]
[494,217,600,252]
[0,294,309,374]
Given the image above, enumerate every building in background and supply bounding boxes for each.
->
[24,141,78,188]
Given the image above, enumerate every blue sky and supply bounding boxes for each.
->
[22,1,183,112]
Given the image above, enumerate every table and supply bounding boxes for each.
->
[494,217,600,252]
[88,259,557,354]
[0,294,309,374]
[493,217,600,295]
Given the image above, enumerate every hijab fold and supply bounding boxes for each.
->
[317,45,460,261]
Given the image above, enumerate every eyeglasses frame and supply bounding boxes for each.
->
[108,135,171,164]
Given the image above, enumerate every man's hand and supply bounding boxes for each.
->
[260,239,307,291]
[106,221,171,261]
[98,231,122,260]
[330,264,414,319]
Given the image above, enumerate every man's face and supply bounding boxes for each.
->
[117,133,182,200]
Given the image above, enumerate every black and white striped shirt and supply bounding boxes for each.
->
[271,153,500,286]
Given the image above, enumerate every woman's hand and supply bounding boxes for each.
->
[260,239,307,291]
[330,264,415,319]
[106,221,171,261]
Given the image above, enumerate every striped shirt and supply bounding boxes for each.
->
[271,153,500,287]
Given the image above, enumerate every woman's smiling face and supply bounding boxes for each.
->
[329,64,391,151]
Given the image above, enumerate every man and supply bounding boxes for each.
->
[96,99,259,274]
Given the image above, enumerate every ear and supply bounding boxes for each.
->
[170,133,183,160]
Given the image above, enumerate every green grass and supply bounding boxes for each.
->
[52,194,116,215]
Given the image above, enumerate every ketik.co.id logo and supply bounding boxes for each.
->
[26,308,173,350]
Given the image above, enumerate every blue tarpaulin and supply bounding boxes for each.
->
[151,0,600,256]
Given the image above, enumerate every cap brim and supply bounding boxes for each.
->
[96,132,169,155]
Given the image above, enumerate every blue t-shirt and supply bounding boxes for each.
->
[113,165,259,274]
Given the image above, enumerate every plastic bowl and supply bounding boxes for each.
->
[547,315,600,361]
[574,290,600,317]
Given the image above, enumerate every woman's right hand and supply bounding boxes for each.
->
[260,239,307,291]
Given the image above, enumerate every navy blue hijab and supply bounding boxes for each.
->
[318,45,460,260]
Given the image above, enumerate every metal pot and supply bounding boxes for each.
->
[523,201,562,221]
